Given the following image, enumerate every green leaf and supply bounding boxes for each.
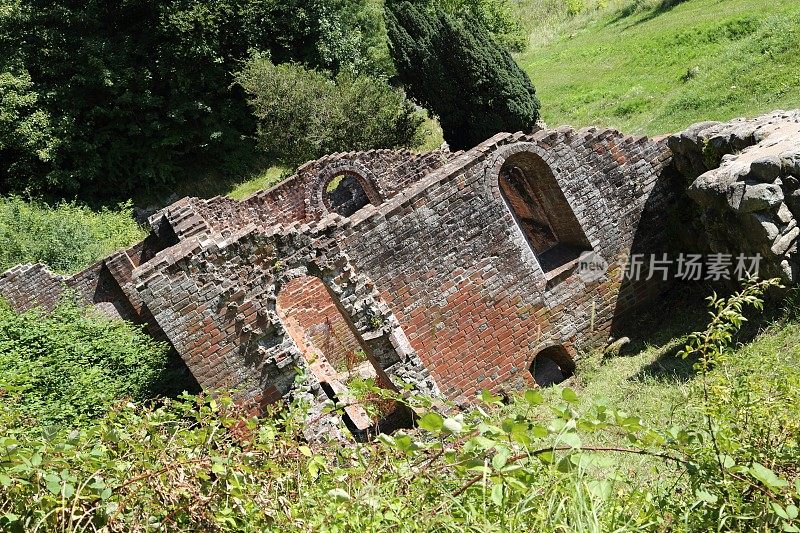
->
[531,425,549,438]
[524,389,543,405]
[443,417,463,434]
[491,483,504,506]
[46,480,61,495]
[749,462,789,491]
[773,502,790,520]
[328,488,351,502]
[559,432,582,449]
[561,388,579,403]
[298,445,312,457]
[696,490,718,504]
[492,449,509,470]
[481,389,503,404]
[418,412,444,432]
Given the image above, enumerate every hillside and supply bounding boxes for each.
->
[515,0,800,134]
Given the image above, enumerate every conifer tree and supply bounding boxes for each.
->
[384,0,541,150]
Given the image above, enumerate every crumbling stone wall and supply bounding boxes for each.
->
[335,129,672,401]
[670,110,800,282]
[0,121,679,434]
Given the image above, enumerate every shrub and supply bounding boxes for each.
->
[236,54,425,165]
[0,297,171,428]
[0,196,145,274]
[0,0,388,198]
[424,0,528,52]
[385,0,541,151]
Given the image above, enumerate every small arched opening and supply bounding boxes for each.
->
[323,173,374,217]
[499,152,592,279]
[530,345,575,387]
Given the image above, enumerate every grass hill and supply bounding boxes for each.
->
[514,0,800,134]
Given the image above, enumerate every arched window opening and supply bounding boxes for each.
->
[323,173,372,217]
[530,345,575,387]
[499,153,592,279]
[276,276,409,436]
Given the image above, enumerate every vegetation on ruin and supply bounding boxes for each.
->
[1,280,799,531]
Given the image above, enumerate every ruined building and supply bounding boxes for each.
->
[0,120,717,437]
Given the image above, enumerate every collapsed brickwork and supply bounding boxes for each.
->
[0,125,677,437]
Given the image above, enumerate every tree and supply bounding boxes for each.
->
[384,0,540,151]
[0,0,389,199]
[236,54,424,165]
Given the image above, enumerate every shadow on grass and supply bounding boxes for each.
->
[608,0,694,28]
[614,282,712,358]
[631,342,700,383]
[615,281,789,384]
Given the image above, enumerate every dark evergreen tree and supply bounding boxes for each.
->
[384,0,541,150]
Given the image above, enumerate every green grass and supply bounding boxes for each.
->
[0,196,146,274]
[515,0,800,134]
[226,165,292,200]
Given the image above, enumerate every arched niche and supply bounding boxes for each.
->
[274,273,412,436]
[311,162,383,219]
[498,151,593,279]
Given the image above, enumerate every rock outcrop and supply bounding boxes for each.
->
[669,110,800,282]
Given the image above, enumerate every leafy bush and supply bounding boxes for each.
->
[0,196,145,274]
[236,54,425,165]
[0,297,171,428]
[385,0,541,151]
[0,0,388,198]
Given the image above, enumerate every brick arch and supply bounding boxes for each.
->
[273,267,422,436]
[529,343,576,387]
[307,161,384,219]
[486,142,617,279]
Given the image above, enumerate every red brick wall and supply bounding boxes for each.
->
[276,276,363,372]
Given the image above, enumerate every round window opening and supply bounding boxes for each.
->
[530,345,575,387]
[324,173,371,217]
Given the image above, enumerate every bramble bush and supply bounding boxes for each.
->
[0,279,797,531]
[0,196,145,274]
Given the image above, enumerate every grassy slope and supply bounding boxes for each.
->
[533,285,799,439]
[516,0,800,134]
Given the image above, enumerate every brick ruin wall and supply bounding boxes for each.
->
[0,124,681,436]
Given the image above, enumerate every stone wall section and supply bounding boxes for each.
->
[669,110,800,282]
